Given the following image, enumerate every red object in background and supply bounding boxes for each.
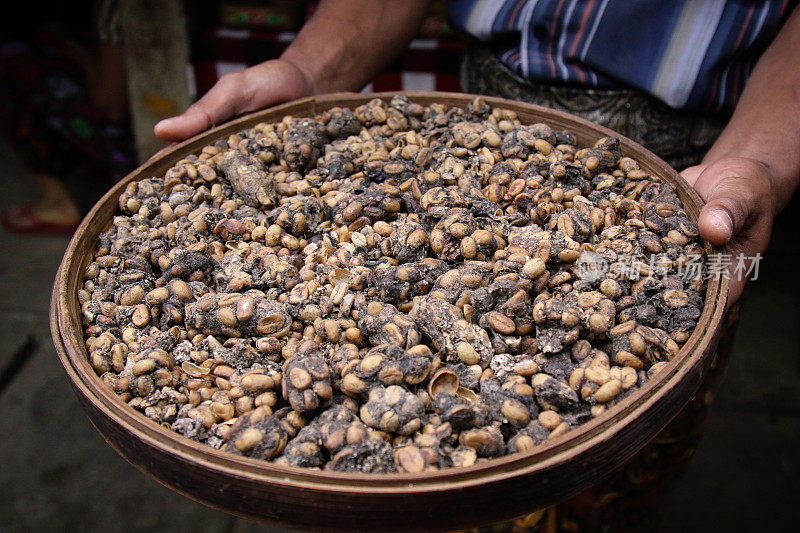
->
[219,1,303,32]
[188,28,465,98]
[365,38,464,93]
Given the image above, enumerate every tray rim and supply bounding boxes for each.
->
[52,90,728,492]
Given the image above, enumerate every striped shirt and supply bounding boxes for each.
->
[447,0,795,111]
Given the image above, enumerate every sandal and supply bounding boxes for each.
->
[0,203,80,234]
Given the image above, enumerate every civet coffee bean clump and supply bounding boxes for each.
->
[79,96,707,473]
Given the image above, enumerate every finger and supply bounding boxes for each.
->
[721,240,751,308]
[691,158,774,307]
[679,165,704,187]
[691,158,772,246]
[154,71,254,142]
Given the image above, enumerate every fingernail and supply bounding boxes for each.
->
[709,208,733,241]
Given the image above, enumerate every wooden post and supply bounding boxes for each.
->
[120,0,192,162]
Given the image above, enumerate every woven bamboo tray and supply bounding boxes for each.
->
[51,92,728,531]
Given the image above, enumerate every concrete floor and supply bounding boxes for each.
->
[0,137,798,532]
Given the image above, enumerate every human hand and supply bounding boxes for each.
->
[153,59,312,142]
[681,157,777,307]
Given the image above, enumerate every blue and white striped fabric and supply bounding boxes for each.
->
[447,0,794,111]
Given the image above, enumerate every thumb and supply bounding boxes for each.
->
[154,71,254,142]
[690,158,772,246]
[679,164,704,187]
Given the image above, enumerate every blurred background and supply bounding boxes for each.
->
[0,1,797,531]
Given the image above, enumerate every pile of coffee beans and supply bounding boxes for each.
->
[78,96,706,473]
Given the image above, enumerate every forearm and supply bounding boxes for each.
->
[704,5,800,212]
[281,0,432,94]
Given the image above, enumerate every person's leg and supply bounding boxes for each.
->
[0,40,82,232]
[0,30,133,233]
[0,172,82,233]
[31,172,81,224]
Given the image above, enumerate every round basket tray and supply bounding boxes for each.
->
[51,91,728,531]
